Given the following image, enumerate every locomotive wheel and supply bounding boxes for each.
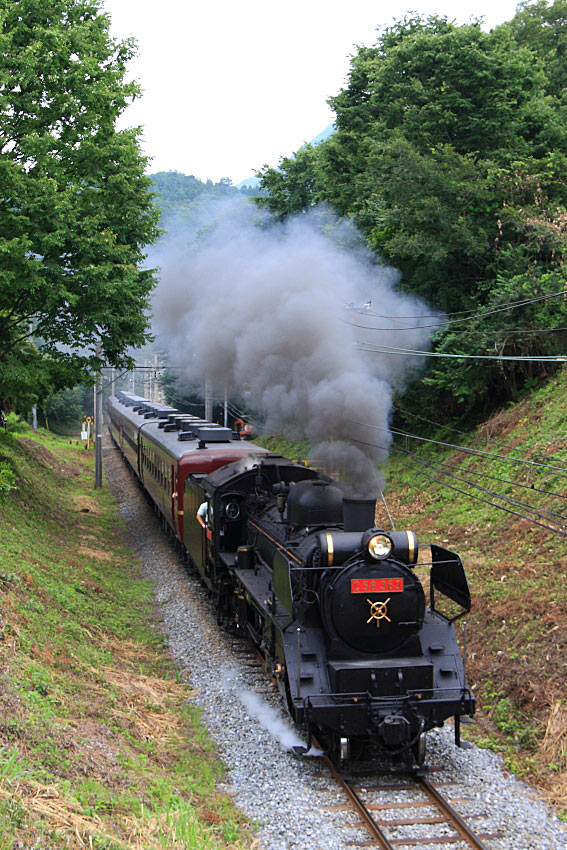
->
[339,736,350,768]
[412,731,427,766]
[326,732,351,769]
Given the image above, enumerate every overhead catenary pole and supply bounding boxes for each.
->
[94,341,103,489]
[30,322,37,430]
[205,376,213,421]
[153,352,159,403]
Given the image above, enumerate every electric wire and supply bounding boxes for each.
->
[348,288,567,329]
[355,341,567,363]
[351,419,567,475]
[351,435,567,538]
[100,366,132,389]
[225,399,264,430]
[388,443,567,524]
[388,450,566,500]
[380,491,396,531]
[160,387,206,411]
[344,317,567,334]
[366,429,567,526]
[392,405,567,466]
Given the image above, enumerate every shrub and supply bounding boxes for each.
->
[0,462,17,501]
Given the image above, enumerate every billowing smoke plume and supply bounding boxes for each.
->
[150,201,435,496]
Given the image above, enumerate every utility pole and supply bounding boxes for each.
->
[205,377,213,421]
[223,384,228,427]
[153,352,159,403]
[30,322,37,430]
[94,341,103,488]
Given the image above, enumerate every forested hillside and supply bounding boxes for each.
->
[150,171,261,226]
[257,1,567,424]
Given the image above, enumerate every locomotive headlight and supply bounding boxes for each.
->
[368,533,393,560]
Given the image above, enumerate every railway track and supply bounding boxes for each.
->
[325,762,504,849]
[231,639,503,849]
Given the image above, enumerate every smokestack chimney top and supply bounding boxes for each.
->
[342,497,376,532]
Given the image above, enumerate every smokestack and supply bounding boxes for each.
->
[342,497,376,532]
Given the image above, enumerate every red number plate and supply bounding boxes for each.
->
[351,578,404,594]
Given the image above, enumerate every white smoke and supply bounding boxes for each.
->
[239,690,321,756]
[150,199,435,496]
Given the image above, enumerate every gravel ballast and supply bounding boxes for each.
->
[103,440,567,850]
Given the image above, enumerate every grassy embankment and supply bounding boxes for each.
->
[0,421,251,849]
[258,369,567,817]
[382,371,567,815]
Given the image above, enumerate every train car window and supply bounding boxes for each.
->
[219,494,244,552]
[225,499,240,520]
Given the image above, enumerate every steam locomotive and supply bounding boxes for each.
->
[108,391,475,769]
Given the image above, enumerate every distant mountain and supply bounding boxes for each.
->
[236,175,261,190]
[236,122,336,190]
[308,122,336,146]
[149,171,261,223]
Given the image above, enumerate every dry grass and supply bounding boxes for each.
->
[541,702,567,807]
[0,779,122,847]
[78,546,114,562]
[101,666,200,745]
[73,495,102,514]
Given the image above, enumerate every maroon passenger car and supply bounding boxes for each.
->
[106,392,269,554]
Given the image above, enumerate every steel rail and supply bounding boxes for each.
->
[417,776,491,850]
[325,758,396,850]
[324,756,496,850]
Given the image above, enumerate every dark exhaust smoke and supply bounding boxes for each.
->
[149,201,436,497]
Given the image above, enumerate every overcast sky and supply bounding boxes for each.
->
[103,0,520,184]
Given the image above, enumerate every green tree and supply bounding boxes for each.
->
[255,145,321,219]
[506,0,567,98]
[359,137,494,312]
[329,17,544,158]
[0,0,161,410]
[257,9,567,420]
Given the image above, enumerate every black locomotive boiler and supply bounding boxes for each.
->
[108,392,475,769]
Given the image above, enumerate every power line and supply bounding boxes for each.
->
[351,434,567,538]
[393,405,567,466]
[344,316,567,334]
[391,450,567,538]
[352,288,567,328]
[390,445,567,500]
[225,399,264,430]
[351,419,567,475]
[389,444,567,525]
[447,326,567,336]
[355,341,567,363]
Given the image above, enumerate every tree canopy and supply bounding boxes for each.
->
[256,3,567,421]
[0,0,161,410]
